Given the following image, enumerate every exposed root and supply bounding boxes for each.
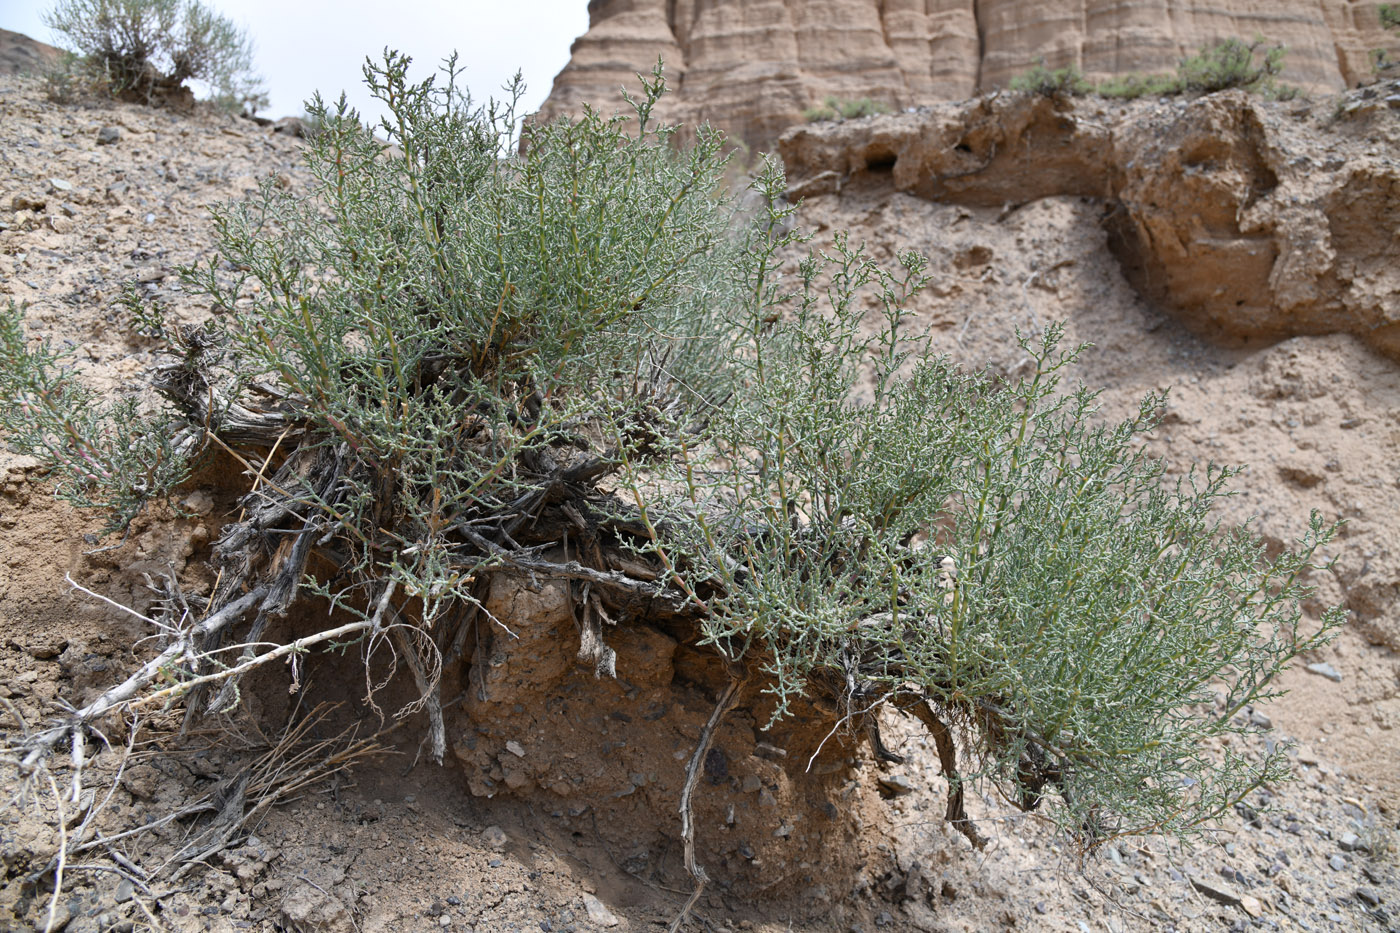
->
[40,768,68,933]
[904,696,987,850]
[865,708,905,764]
[670,664,747,933]
[391,624,446,765]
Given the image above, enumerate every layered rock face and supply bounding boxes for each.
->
[538,0,1399,147]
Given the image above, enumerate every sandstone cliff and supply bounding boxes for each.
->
[538,0,1400,148]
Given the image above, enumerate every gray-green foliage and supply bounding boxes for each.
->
[0,51,1341,850]
[802,96,892,123]
[42,0,266,111]
[1028,38,1298,101]
[0,295,191,532]
[637,221,1341,836]
[177,54,744,629]
[618,180,1341,838]
[1009,61,1091,98]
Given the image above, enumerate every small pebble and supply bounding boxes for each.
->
[582,893,619,928]
[1305,662,1342,682]
[1329,854,1347,871]
[877,774,915,796]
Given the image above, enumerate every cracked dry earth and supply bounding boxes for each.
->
[0,72,1398,933]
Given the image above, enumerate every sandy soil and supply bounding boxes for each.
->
[0,71,1396,933]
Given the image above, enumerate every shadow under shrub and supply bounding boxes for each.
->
[1,51,1341,881]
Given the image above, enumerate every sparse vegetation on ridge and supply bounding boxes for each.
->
[0,49,1342,901]
[1013,37,1298,100]
[1376,4,1400,75]
[1094,71,1188,100]
[1009,61,1091,97]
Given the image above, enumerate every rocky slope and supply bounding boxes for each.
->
[537,0,1400,148]
[1,66,1398,933]
[776,80,1400,677]
[0,27,60,76]
[780,85,1400,369]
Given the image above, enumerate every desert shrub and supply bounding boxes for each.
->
[2,52,1340,857]
[0,297,191,531]
[1382,4,1400,30]
[803,95,891,122]
[1010,61,1091,97]
[1176,37,1285,94]
[637,214,1340,842]
[38,49,106,104]
[1095,72,1184,99]
[41,0,266,110]
[1089,39,1297,100]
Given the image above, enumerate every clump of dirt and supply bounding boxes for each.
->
[1,69,1398,933]
[452,573,882,899]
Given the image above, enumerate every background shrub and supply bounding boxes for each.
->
[803,95,892,122]
[1176,37,1286,94]
[1014,39,1299,101]
[1095,72,1185,100]
[1009,61,1090,97]
[39,49,106,104]
[42,0,266,110]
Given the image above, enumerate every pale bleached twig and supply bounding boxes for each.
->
[21,586,268,771]
[669,669,746,933]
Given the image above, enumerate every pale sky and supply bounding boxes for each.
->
[1,1,590,122]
